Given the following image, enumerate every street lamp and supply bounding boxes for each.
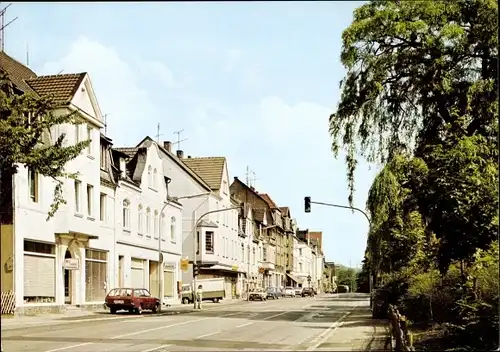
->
[303,197,373,306]
[192,205,243,309]
[158,191,211,312]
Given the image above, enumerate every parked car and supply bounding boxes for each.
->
[266,287,282,300]
[283,286,296,298]
[249,291,267,301]
[294,287,303,296]
[301,287,315,297]
[105,288,160,314]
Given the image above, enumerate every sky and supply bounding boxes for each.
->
[6,1,378,268]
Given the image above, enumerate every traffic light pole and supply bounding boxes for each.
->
[193,205,244,309]
[304,197,374,307]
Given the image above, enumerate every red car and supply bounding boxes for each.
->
[105,288,160,314]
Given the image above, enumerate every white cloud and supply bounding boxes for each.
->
[138,60,175,88]
[41,36,169,146]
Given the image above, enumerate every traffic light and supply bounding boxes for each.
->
[193,264,199,278]
[304,197,311,213]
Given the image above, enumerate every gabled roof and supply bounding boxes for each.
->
[26,73,86,105]
[136,136,212,192]
[113,147,145,186]
[259,193,280,211]
[279,207,290,217]
[0,51,37,94]
[230,177,273,209]
[182,157,225,191]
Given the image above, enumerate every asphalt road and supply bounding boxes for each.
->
[2,293,380,352]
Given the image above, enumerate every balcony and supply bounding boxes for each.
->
[261,261,275,271]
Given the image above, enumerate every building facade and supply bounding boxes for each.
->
[113,141,183,305]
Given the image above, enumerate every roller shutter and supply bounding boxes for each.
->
[131,258,144,288]
[163,265,174,298]
[24,255,56,298]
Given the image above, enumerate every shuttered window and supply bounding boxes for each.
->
[163,265,174,298]
[131,258,145,288]
[85,249,107,302]
[23,240,56,303]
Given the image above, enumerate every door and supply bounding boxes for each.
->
[64,250,72,304]
[118,256,124,287]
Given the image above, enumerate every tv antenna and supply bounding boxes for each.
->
[173,129,188,150]
[155,123,163,143]
[103,113,112,135]
[245,166,258,188]
[0,3,18,52]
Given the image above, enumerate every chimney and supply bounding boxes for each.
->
[163,141,172,152]
[176,150,184,159]
[119,157,127,178]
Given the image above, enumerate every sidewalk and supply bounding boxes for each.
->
[1,297,248,328]
[311,307,389,351]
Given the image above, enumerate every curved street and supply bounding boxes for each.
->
[1,294,385,352]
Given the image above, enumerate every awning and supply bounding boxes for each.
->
[202,264,245,274]
[286,273,300,283]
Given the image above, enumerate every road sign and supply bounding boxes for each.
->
[180,257,189,273]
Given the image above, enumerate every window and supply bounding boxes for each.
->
[161,213,166,241]
[148,166,152,186]
[299,263,303,273]
[85,249,107,302]
[299,248,302,256]
[146,207,151,236]
[86,125,92,154]
[170,216,176,243]
[100,145,107,169]
[99,193,106,222]
[154,210,159,239]
[263,247,267,262]
[86,184,94,216]
[75,124,80,144]
[196,231,200,254]
[122,199,130,229]
[205,231,214,253]
[74,180,81,213]
[138,205,144,235]
[28,168,38,202]
[153,168,158,188]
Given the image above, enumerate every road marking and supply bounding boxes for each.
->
[306,311,352,351]
[140,345,171,352]
[44,342,93,352]
[1,315,141,328]
[236,322,254,328]
[195,331,220,339]
[262,311,291,320]
[42,311,241,352]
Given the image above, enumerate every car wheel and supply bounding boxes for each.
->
[182,297,190,305]
[213,298,220,303]
[249,296,254,301]
[110,308,117,314]
[152,303,160,314]
[136,305,143,315]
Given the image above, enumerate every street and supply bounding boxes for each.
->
[1,294,385,352]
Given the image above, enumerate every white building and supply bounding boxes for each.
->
[113,141,183,305]
[12,70,116,314]
[295,241,313,288]
[137,139,243,300]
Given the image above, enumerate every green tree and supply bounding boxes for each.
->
[0,71,90,221]
[330,0,498,273]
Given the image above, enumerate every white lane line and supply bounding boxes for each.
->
[2,315,140,328]
[44,342,93,352]
[306,311,352,351]
[140,345,171,352]
[195,331,220,339]
[42,311,241,352]
[262,311,290,320]
[236,322,254,328]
